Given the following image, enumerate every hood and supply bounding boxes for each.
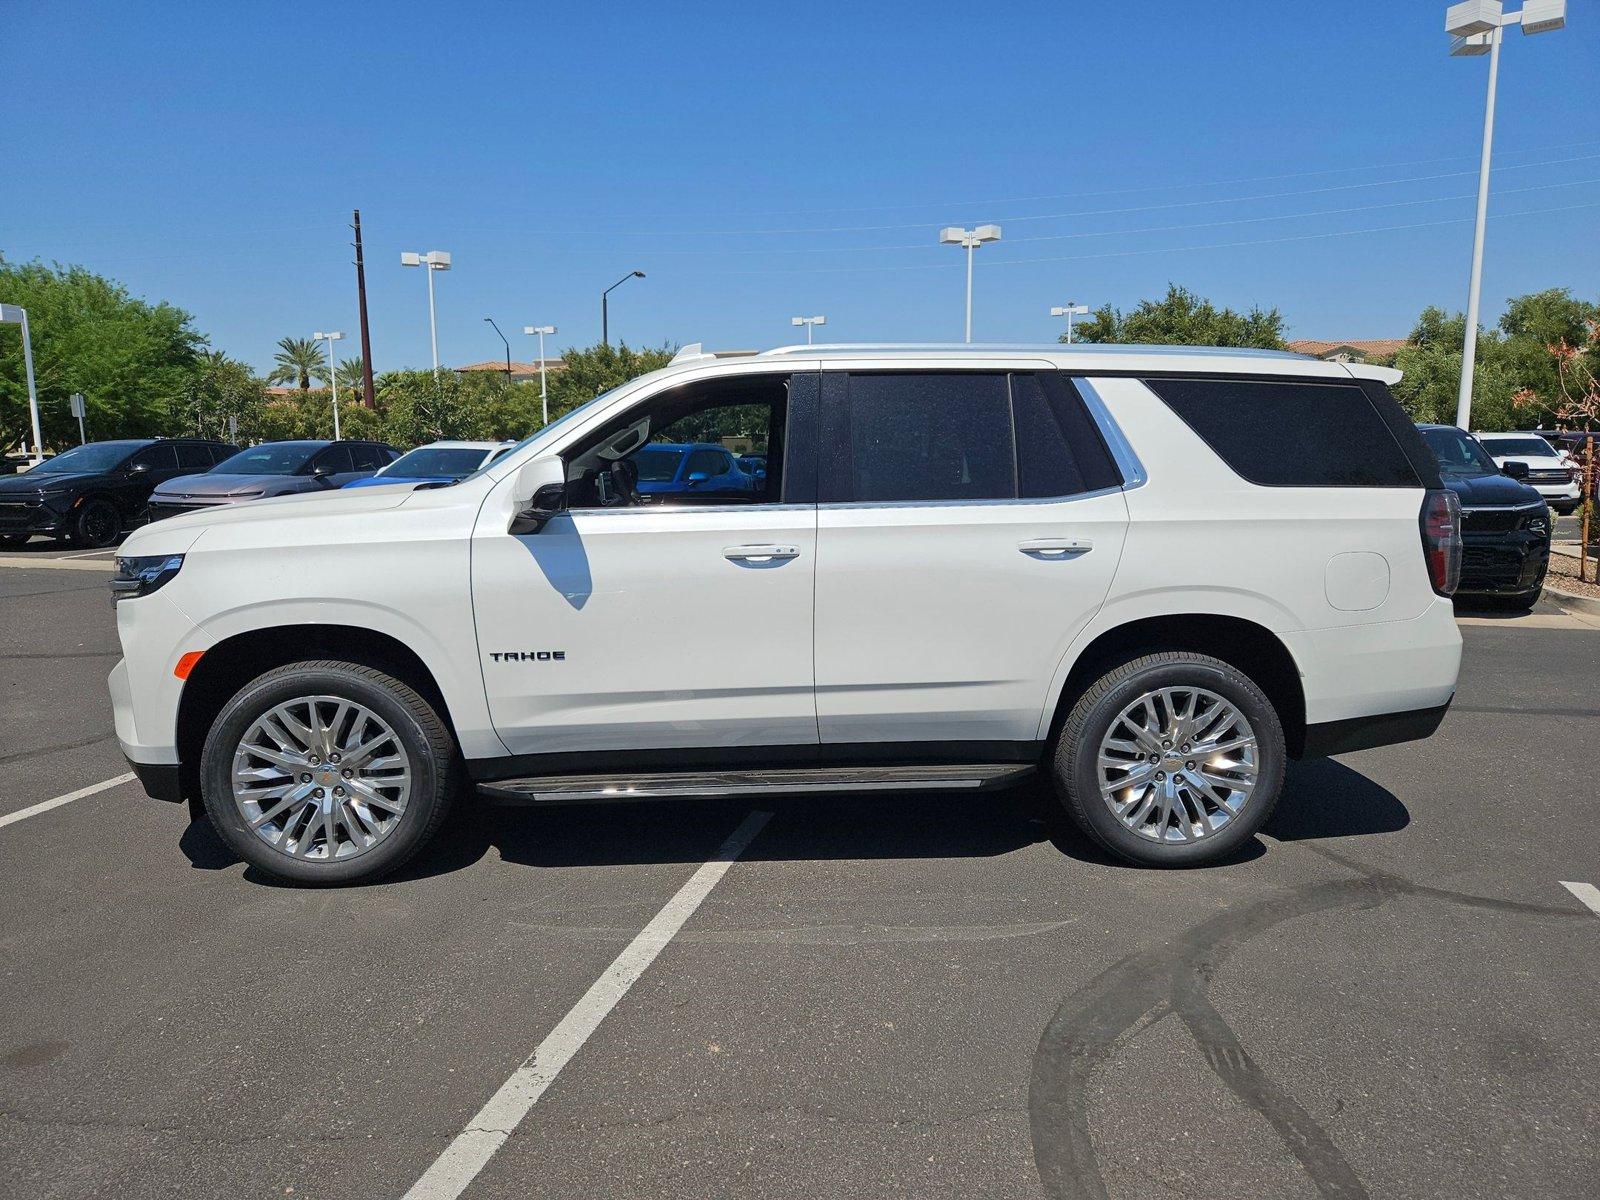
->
[0,470,98,494]
[150,472,299,498]
[121,484,416,552]
[343,474,450,489]
[1441,471,1546,507]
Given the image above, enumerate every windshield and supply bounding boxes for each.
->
[382,446,493,478]
[1421,427,1499,476]
[633,447,683,482]
[213,443,320,475]
[31,441,146,475]
[1477,436,1557,459]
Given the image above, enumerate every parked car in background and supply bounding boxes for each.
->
[344,440,513,490]
[0,438,238,548]
[633,441,758,497]
[1420,425,1550,610]
[737,453,768,484]
[145,440,400,521]
[1473,432,1580,514]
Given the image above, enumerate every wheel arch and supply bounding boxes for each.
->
[1043,613,1308,758]
[174,624,460,806]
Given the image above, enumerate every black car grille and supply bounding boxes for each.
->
[1461,505,1545,534]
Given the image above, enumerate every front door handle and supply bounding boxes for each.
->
[724,544,800,563]
[1018,538,1092,558]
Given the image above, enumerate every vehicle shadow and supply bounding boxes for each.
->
[177,756,1409,884]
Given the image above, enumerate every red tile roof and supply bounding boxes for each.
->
[453,359,565,375]
[1287,339,1407,360]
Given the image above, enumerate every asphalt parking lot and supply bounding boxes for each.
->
[1,551,1597,1200]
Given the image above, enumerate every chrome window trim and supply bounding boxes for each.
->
[814,485,1126,513]
[1075,376,1148,491]
[566,502,814,517]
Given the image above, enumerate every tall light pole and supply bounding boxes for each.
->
[1445,0,1566,429]
[523,325,556,425]
[401,250,451,378]
[315,331,345,440]
[939,225,1002,343]
[484,317,512,377]
[0,304,43,464]
[791,315,826,345]
[602,270,645,347]
[1051,303,1090,344]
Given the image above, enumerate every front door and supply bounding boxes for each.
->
[472,370,820,757]
[812,367,1130,748]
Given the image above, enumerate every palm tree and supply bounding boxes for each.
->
[335,355,367,394]
[268,336,326,389]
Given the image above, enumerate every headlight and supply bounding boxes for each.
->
[110,553,185,601]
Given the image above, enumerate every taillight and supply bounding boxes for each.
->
[1420,490,1461,597]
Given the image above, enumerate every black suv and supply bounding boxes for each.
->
[0,438,239,549]
[1419,424,1550,610]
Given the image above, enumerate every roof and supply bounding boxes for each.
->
[1286,338,1407,360]
[758,342,1309,361]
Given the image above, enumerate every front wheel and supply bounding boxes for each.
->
[0,534,28,549]
[1051,652,1286,867]
[69,497,122,548]
[199,661,459,885]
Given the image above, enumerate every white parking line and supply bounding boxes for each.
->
[403,809,772,1200]
[57,547,119,560]
[0,773,136,831]
[1560,881,1600,918]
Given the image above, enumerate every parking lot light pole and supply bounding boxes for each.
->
[484,317,512,377]
[1051,303,1090,344]
[523,325,557,425]
[401,251,452,378]
[0,303,43,464]
[602,271,645,348]
[939,226,1002,343]
[1445,0,1566,429]
[790,315,826,345]
[315,332,345,440]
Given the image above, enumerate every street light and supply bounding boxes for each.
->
[314,331,344,440]
[602,270,645,347]
[1444,0,1566,429]
[0,304,43,464]
[523,325,557,425]
[790,315,827,345]
[401,250,452,378]
[1051,303,1090,344]
[483,317,512,377]
[939,225,1002,343]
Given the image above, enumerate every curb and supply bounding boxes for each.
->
[1544,581,1600,619]
[0,555,115,572]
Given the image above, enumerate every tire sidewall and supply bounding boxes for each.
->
[1059,657,1285,867]
[200,665,446,884]
[72,498,120,548]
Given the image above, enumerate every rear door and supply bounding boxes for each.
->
[812,366,1130,748]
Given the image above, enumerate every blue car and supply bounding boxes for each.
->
[632,443,758,497]
[344,441,512,489]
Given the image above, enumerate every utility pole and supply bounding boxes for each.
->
[352,210,376,407]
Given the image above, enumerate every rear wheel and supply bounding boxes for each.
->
[199,661,458,885]
[1051,652,1285,867]
[69,498,121,548]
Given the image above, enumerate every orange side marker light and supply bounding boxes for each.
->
[174,651,205,680]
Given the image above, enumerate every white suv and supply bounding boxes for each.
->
[1473,431,1581,514]
[108,344,1464,884]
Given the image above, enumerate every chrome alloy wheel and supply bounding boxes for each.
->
[1096,686,1259,844]
[230,695,412,861]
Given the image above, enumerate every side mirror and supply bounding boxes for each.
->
[686,471,710,485]
[1502,459,1530,480]
[128,461,150,475]
[509,455,568,535]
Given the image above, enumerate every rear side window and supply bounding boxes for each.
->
[176,443,211,469]
[349,444,387,470]
[1145,377,1421,488]
[130,444,178,471]
[821,372,1122,504]
[685,448,728,477]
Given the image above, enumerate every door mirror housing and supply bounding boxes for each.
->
[1502,459,1530,480]
[686,471,710,484]
[509,455,568,535]
[127,461,150,475]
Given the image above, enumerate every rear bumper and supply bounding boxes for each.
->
[1301,698,1452,758]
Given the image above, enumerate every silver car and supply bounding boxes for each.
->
[146,440,399,521]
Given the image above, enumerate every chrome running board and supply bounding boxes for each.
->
[478,763,1034,805]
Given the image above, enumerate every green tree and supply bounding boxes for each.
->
[543,342,675,424]
[334,355,368,395]
[267,336,326,390]
[1067,284,1286,349]
[0,258,202,450]
[186,350,266,443]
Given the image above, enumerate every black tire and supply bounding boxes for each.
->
[199,660,458,885]
[69,497,121,548]
[0,534,28,549]
[1050,652,1286,867]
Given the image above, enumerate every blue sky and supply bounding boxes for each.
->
[4,1,1597,374]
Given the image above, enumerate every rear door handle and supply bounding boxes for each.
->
[724,544,800,562]
[1018,538,1092,558]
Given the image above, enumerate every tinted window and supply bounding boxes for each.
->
[685,449,727,477]
[382,446,492,477]
[176,443,211,469]
[314,445,354,474]
[1420,426,1498,476]
[130,444,178,471]
[634,447,682,482]
[843,373,1015,502]
[349,444,387,471]
[30,441,149,475]
[1012,374,1122,498]
[214,443,321,475]
[1145,378,1421,488]
[207,444,236,465]
[1477,436,1557,459]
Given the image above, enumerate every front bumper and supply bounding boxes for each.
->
[1458,531,1550,596]
[146,497,238,522]
[0,495,72,535]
